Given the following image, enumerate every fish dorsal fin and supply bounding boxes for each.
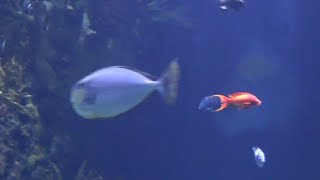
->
[111,66,156,80]
[228,92,251,97]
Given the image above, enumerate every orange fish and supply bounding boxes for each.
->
[199,92,261,112]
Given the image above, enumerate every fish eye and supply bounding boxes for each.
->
[78,82,85,88]
[75,81,88,89]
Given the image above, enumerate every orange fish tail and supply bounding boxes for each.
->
[212,95,230,112]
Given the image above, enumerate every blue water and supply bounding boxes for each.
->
[65,1,320,179]
[5,0,318,179]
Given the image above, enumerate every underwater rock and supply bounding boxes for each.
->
[0,53,53,179]
[26,146,46,168]
[0,152,8,176]
[145,0,194,28]
[42,1,54,12]
[33,58,58,93]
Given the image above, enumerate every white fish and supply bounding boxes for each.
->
[218,0,245,11]
[252,147,265,167]
[70,60,180,119]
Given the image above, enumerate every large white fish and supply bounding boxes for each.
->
[252,147,265,167]
[70,60,180,119]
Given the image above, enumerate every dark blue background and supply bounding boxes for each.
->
[68,0,320,179]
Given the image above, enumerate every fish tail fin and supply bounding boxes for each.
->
[212,95,229,111]
[157,59,180,104]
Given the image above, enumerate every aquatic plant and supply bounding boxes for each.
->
[0,52,51,178]
[74,161,123,180]
[29,161,62,180]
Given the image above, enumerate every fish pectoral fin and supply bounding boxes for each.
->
[237,104,247,110]
[238,105,250,110]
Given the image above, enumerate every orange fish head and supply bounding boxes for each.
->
[243,94,261,107]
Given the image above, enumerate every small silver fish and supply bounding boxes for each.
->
[0,38,6,54]
[252,147,265,167]
[23,0,33,14]
[70,60,180,119]
[218,0,245,11]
